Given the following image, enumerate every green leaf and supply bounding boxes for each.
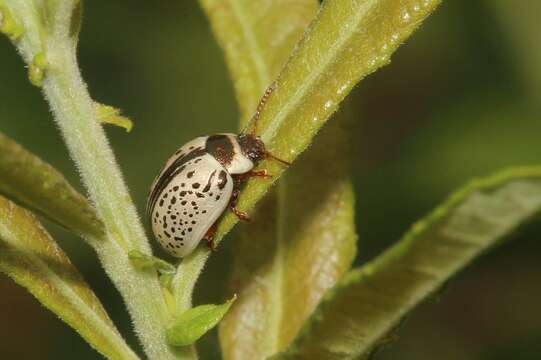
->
[167,296,236,347]
[205,0,442,249]
[221,112,358,359]
[0,195,139,360]
[198,2,357,358]
[95,102,134,132]
[0,4,24,41]
[0,132,104,238]
[129,249,176,274]
[279,166,541,359]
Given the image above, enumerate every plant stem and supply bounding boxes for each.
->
[41,33,193,360]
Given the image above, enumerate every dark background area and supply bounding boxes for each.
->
[0,1,540,359]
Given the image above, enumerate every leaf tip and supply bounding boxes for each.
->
[95,103,134,132]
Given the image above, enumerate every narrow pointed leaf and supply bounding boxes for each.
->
[0,132,104,237]
[199,1,357,358]
[129,249,176,274]
[95,102,134,132]
[0,195,139,360]
[221,114,358,359]
[167,296,236,347]
[280,167,541,359]
[204,0,442,248]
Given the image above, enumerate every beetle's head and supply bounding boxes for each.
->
[237,133,266,165]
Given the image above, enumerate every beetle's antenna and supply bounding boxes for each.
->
[249,82,277,136]
[266,152,291,166]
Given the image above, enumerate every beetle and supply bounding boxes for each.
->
[147,84,288,257]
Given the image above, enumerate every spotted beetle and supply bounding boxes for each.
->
[147,85,288,257]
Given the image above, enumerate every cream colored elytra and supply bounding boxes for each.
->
[147,134,260,257]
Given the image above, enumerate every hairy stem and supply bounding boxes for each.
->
[40,25,192,360]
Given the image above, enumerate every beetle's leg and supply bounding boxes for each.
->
[230,177,250,221]
[203,222,218,251]
[247,169,272,178]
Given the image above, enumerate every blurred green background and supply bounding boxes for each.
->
[1,1,540,359]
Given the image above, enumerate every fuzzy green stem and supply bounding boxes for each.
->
[173,249,210,313]
[37,13,194,360]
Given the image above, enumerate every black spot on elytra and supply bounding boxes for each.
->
[171,197,177,204]
[174,236,183,241]
[173,186,179,191]
[203,170,217,193]
[191,201,197,206]
[191,221,196,224]
[164,231,171,238]
[181,200,187,205]
[202,210,207,214]
[196,193,204,199]
[187,171,195,178]
[159,199,164,207]
[180,191,187,197]
[163,193,168,198]
[189,214,193,218]
[171,215,177,220]
[218,170,228,190]
[192,183,201,189]
[188,228,193,232]
[216,195,221,200]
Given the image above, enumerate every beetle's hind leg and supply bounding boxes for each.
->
[203,222,218,251]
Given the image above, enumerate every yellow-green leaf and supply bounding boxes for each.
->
[0,195,139,360]
[0,132,104,238]
[279,167,541,359]
[199,1,357,359]
[206,0,441,249]
[167,296,236,347]
[128,249,176,274]
[95,102,134,132]
[221,112,357,359]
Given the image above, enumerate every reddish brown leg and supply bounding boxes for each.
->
[248,169,272,179]
[230,187,250,221]
[228,176,251,221]
[203,222,218,251]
